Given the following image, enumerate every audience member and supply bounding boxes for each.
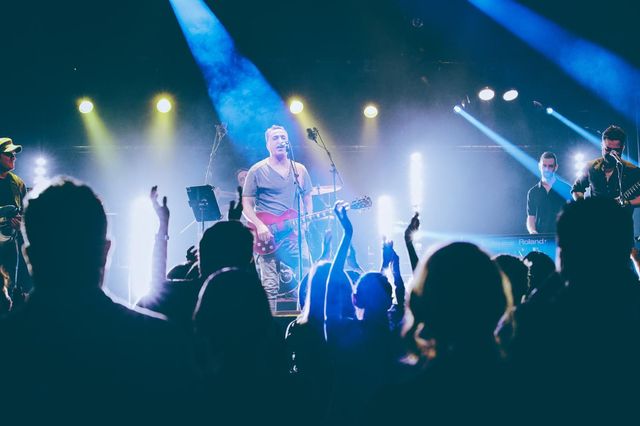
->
[0,177,199,423]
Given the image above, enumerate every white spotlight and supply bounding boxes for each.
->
[127,196,157,303]
[377,195,395,239]
[363,104,378,118]
[34,166,47,176]
[573,153,585,162]
[546,107,554,115]
[289,99,304,114]
[502,89,519,101]
[156,98,172,113]
[478,87,495,101]
[453,105,462,113]
[35,157,47,167]
[78,100,94,114]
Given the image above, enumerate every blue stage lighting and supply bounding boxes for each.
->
[469,0,640,121]
[169,0,294,156]
[455,108,572,199]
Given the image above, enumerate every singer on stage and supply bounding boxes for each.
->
[572,125,640,210]
[242,125,313,311]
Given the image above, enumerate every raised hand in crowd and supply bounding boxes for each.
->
[381,239,405,320]
[150,185,169,285]
[150,185,169,230]
[325,201,355,325]
[404,212,420,272]
[319,229,333,261]
[228,185,243,221]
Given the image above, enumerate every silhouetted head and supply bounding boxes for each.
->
[194,267,272,350]
[199,221,254,277]
[556,197,632,281]
[493,254,528,305]
[22,177,110,290]
[353,272,393,319]
[410,242,509,346]
[523,251,556,294]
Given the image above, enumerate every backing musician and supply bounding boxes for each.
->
[242,125,313,311]
[0,138,27,296]
[572,125,640,209]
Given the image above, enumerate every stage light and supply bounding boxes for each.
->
[364,104,378,118]
[503,89,519,101]
[478,87,495,101]
[35,157,47,167]
[377,195,395,239]
[156,98,172,113]
[127,195,156,303]
[574,153,585,162]
[546,107,554,114]
[78,100,94,114]
[34,166,46,176]
[453,105,462,113]
[289,99,304,114]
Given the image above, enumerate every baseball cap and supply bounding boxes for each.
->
[0,138,22,154]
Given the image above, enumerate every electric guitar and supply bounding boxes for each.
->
[248,196,372,255]
[617,179,640,207]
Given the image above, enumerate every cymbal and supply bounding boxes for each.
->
[312,185,342,196]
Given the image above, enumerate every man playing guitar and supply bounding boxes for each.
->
[242,125,313,311]
[0,137,27,299]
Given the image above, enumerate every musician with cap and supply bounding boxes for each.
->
[0,137,27,296]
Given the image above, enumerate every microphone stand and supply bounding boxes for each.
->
[286,143,305,284]
[615,155,625,206]
[308,128,344,250]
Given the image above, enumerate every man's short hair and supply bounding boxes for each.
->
[556,197,632,269]
[22,177,108,280]
[602,125,627,146]
[264,125,286,143]
[539,151,558,166]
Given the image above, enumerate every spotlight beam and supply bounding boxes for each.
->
[547,109,638,166]
[469,0,640,121]
[455,108,572,199]
[169,0,294,153]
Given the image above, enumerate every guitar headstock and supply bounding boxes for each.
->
[348,196,372,211]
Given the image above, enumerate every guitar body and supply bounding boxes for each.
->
[247,209,300,255]
[246,196,372,256]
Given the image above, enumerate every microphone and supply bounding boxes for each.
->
[609,150,624,165]
[306,128,318,142]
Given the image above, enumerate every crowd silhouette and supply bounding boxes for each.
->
[2,176,640,424]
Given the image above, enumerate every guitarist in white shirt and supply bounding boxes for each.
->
[242,125,313,312]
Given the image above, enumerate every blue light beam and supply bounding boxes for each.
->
[169,0,293,144]
[455,107,573,199]
[469,0,640,121]
[548,109,638,166]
